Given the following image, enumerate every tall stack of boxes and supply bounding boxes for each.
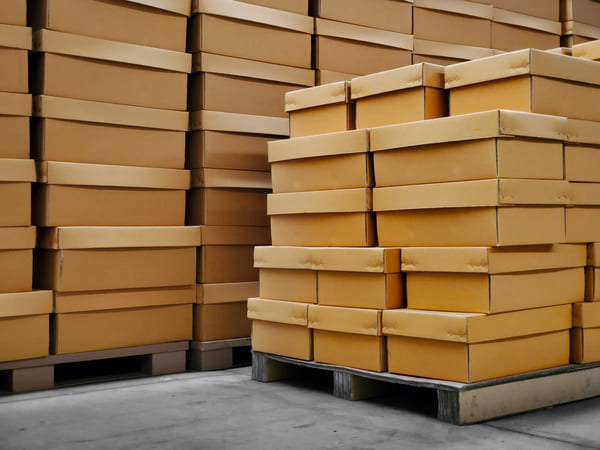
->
[29,0,197,354]
[560,0,600,47]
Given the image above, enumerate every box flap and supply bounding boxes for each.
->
[192,0,313,34]
[0,23,32,50]
[563,21,600,40]
[254,246,401,273]
[414,0,493,19]
[413,39,494,60]
[315,18,413,50]
[268,188,372,215]
[308,304,381,335]
[383,304,571,343]
[0,290,53,318]
[373,179,567,211]
[567,119,600,145]
[35,96,189,131]
[572,40,600,62]
[197,281,258,304]
[125,0,192,16]
[573,302,600,328]
[401,244,587,274]
[351,63,444,100]
[589,243,600,267]
[492,8,561,35]
[285,81,349,112]
[193,52,314,86]
[0,92,31,117]
[191,168,271,189]
[268,129,368,162]
[0,226,36,250]
[370,110,567,151]
[201,225,271,246]
[569,183,600,205]
[37,161,190,190]
[189,110,289,136]
[0,159,36,182]
[247,297,309,325]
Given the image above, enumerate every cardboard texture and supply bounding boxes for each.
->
[0,0,26,26]
[312,0,412,33]
[259,269,317,303]
[194,302,251,341]
[0,226,36,293]
[0,290,52,318]
[567,208,600,243]
[236,0,308,15]
[0,24,31,94]
[0,92,31,159]
[412,53,466,66]
[561,0,600,27]
[572,40,600,61]
[0,159,35,227]
[412,39,494,62]
[586,267,599,301]
[197,281,259,304]
[492,0,559,21]
[316,70,355,85]
[189,110,289,136]
[318,272,404,309]
[571,302,600,363]
[491,16,560,52]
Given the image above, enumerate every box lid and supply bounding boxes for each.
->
[563,21,600,40]
[573,302,600,328]
[566,119,600,145]
[38,226,201,249]
[268,129,368,163]
[0,23,32,50]
[192,0,313,34]
[351,63,444,100]
[569,183,600,205]
[125,0,192,16]
[0,226,36,250]
[445,49,600,89]
[254,246,401,273]
[493,8,561,35]
[191,168,271,189]
[37,161,190,190]
[189,110,289,136]
[0,159,36,182]
[308,304,381,336]
[413,39,495,60]
[414,0,493,19]
[572,40,600,62]
[0,92,31,117]
[34,96,189,131]
[589,243,600,267]
[315,18,413,50]
[193,52,314,86]
[285,81,350,112]
[373,179,568,211]
[247,297,309,325]
[34,30,191,73]
[401,244,587,274]
[268,188,372,215]
[383,304,572,343]
[0,290,53,318]
[197,281,258,304]
[370,110,567,151]
[201,225,271,246]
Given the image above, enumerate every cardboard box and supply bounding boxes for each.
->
[0,92,30,159]
[194,301,251,341]
[314,18,412,76]
[491,9,561,51]
[34,161,189,226]
[572,40,600,61]
[189,0,312,68]
[247,297,312,360]
[0,226,35,293]
[571,301,600,362]
[560,0,600,27]
[269,188,376,247]
[32,30,190,110]
[309,305,385,371]
[311,0,412,33]
[370,110,567,187]
[190,53,313,118]
[316,70,354,85]
[562,21,600,46]
[403,245,585,313]
[318,272,404,309]
[35,226,200,292]
[29,0,190,51]
[269,129,370,193]
[237,0,308,14]
[0,24,31,93]
[260,269,317,303]
[0,290,52,361]
[566,207,600,243]
[445,49,600,122]
[412,39,494,64]
[0,0,26,26]
[587,243,600,301]
[0,158,35,227]
[565,119,600,182]
[492,0,560,20]
[383,305,572,382]
[286,81,354,138]
[187,168,271,226]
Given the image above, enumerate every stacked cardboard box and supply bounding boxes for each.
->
[0,5,53,363]
[572,39,600,60]
[29,0,196,354]
[560,0,600,47]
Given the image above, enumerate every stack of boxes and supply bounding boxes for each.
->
[560,0,600,47]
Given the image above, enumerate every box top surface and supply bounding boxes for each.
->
[268,188,372,215]
[315,18,413,49]
[0,159,36,182]
[247,297,309,325]
[201,225,271,246]
[285,81,350,112]
[0,227,36,250]
[573,302,600,328]
[189,110,289,136]
[0,290,53,318]
[414,0,493,19]
[308,304,381,336]
[191,168,271,189]
[0,23,31,50]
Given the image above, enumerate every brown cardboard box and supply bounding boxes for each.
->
[572,302,600,362]
[0,24,31,94]
[562,22,600,48]
[237,0,308,14]
[34,161,189,226]
[35,226,200,292]
[189,0,312,68]
[32,30,190,110]
[445,49,600,122]
[370,110,567,187]
[403,245,585,313]
[316,70,354,85]
[269,188,375,247]
[0,0,27,26]
[0,92,30,159]
[0,227,35,293]
[311,0,412,33]
[0,159,35,227]
[493,0,559,20]
[560,119,600,182]
[572,40,600,61]
[383,305,572,382]
[260,269,317,303]
[587,243,600,301]
[318,272,404,309]
[565,183,600,243]
[190,53,314,118]
[309,305,385,371]
[33,96,187,168]
[247,297,312,360]
[286,81,354,138]
[0,290,52,361]
[187,168,271,226]
[491,9,561,51]
[269,129,370,193]
[314,18,412,76]
[30,0,190,51]
[561,0,600,27]
[412,39,494,65]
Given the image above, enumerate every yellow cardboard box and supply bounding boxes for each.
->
[571,301,600,363]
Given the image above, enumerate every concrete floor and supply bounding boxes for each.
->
[1,366,599,450]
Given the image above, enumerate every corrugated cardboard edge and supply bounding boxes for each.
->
[572,40,600,61]
[562,21,600,40]
[201,225,271,246]
[0,158,36,182]
[413,38,494,60]
[285,81,349,112]
[193,52,314,86]
[0,92,31,117]
[351,63,444,99]
[192,0,314,34]
[493,8,561,35]
[37,226,202,249]
[0,23,32,50]
[191,168,272,189]
[567,119,600,145]
[0,290,53,318]
[268,129,368,162]
[308,304,381,336]
[268,188,372,215]
[414,0,493,19]
[125,0,192,16]
[189,110,289,136]
[315,18,413,50]
[0,226,36,250]
[34,30,191,73]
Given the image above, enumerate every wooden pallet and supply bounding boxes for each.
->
[252,351,600,425]
[187,338,252,371]
[0,341,189,394]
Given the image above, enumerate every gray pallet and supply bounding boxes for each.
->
[252,351,600,425]
[188,338,252,371]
